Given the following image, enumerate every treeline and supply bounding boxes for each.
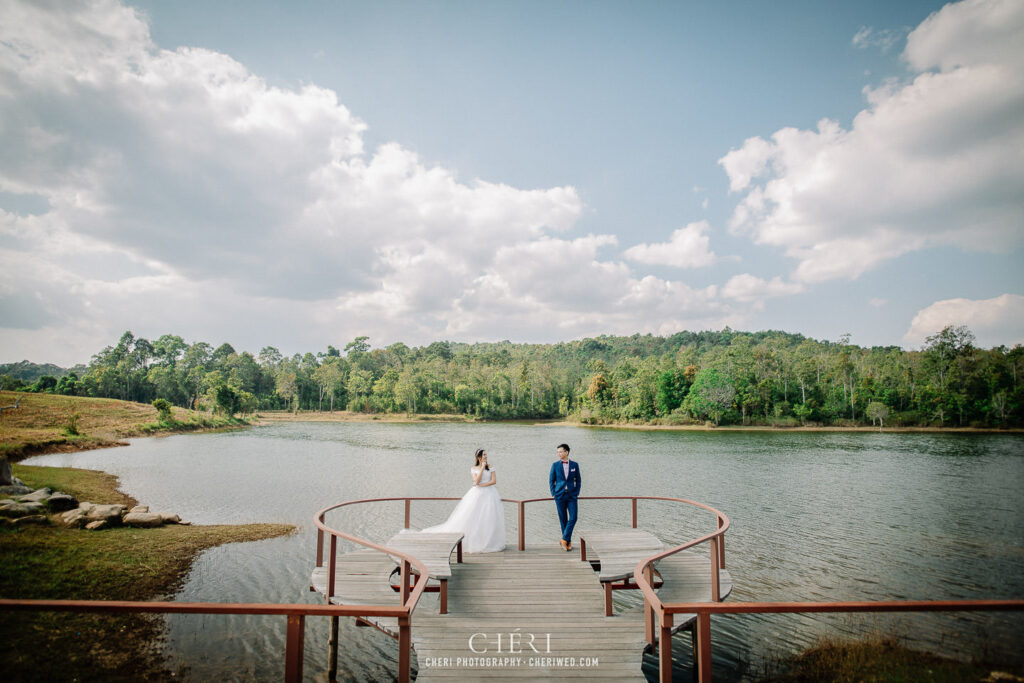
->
[3,326,1022,427]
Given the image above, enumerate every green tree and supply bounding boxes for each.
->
[865,401,890,431]
[684,368,735,425]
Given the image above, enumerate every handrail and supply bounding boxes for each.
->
[678,599,1024,683]
[319,495,730,682]
[632,500,730,611]
[0,598,398,682]
[313,497,441,613]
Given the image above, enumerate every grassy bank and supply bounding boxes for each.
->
[1,464,293,680]
[0,391,248,462]
[762,633,1022,682]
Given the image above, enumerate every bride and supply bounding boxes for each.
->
[421,448,505,553]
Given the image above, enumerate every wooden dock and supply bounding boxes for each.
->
[313,535,732,679]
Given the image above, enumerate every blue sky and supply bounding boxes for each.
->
[1,0,1022,366]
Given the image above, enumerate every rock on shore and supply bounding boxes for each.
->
[1,479,190,529]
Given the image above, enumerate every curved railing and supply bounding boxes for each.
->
[315,494,729,682]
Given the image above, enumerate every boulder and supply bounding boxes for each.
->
[0,484,33,496]
[47,493,78,512]
[129,505,150,514]
[0,455,11,485]
[60,508,88,528]
[18,487,53,503]
[81,502,126,525]
[85,519,109,531]
[0,501,43,518]
[159,513,181,524]
[13,514,49,526]
[123,511,164,528]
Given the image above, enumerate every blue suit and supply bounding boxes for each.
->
[549,459,581,543]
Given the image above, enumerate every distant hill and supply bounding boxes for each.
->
[0,360,71,382]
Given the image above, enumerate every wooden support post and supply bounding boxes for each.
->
[710,538,721,602]
[690,624,698,683]
[404,499,411,529]
[284,613,305,683]
[580,538,587,562]
[327,535,337,599]
[696,611,712,683]
[456,539,463,564]
[397,616,411,683]
[604,583,613,616]
[659,612,673,683]
[316,529,324,566]
[717,517,726,569]
[440,579,448,614]
[328,615,339,680]
[518,501,526,551]
[632,498,638,528]
[644,564,656,646]
[400,561,410,605]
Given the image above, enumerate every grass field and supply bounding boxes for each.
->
[761,633,1021,682]
[0,463,293,680]
[0,390,246,461]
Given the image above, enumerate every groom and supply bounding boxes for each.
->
[549,443,581,551]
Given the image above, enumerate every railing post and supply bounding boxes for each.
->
[284,613,305,683]
[328,614,339,680]
[644,564,657,645]
[696,610,712,683]
[717,516,726,569]
[632,498,638,528]
[404,499,411,529]
[710,537,721,602]
[518,501,526,551]
[397,615,411,683]
[327,535,337,599]
[400,560,410,604]
[659,611,673,683]
[316,528,324,566]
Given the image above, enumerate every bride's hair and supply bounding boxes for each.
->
[474,448,489,470]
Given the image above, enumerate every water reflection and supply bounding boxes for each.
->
[25,424,1024,681]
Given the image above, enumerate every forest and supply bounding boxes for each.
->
[2,326,1021,428]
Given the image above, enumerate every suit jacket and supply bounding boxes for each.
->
[549,459,581,500]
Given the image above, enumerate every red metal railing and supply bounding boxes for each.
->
[0,598,403,682]
[9,495,1017,682]
[668,599,1024,683]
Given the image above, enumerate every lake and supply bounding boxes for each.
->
[25,423,1024,681]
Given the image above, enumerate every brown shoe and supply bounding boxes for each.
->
[559,539,569,551]
[566,542,573,552]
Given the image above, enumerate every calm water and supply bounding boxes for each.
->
[26,424,1024,681]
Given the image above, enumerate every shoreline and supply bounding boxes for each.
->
[2,463,293,680]
[254,410,1024,434]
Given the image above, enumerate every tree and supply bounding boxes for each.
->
[656,369,688,414]
[865,401,890,431]
[684,368,735,425]
[215,385,241,417]
[345,336,371,355]
[152,398,173,422]
[312,359,345,411]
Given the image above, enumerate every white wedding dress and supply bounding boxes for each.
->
[422,467,505,553]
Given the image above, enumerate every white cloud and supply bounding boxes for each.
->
[720,274,803,308]
[869,297,887,307]
[904,293,1024,348]
[623,221,717,268]
[852,25,907,53]
[0,0,762,364]
[720,0,1024,284]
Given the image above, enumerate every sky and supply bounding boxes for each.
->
[1,0,1022,367]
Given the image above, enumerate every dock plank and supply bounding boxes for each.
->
[312,538,730,679]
